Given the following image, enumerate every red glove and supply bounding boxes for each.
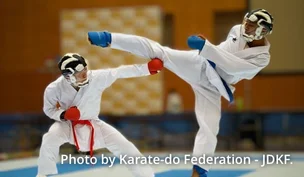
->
[63,106,80,121]
[148,58,163,75]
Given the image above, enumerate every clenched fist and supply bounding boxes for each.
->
[148,58,164,75]
[61,106,80,121]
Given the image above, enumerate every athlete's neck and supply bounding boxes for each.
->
[247,38,266,47]
[72,84,80,91]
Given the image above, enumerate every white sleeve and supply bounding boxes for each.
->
[102,64,150,88]
[43,85,65,121]
[216,26,237,51]
[200,40,266,74]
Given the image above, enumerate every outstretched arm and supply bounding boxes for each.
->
[101,59,163,88]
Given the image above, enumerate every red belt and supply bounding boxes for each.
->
[71,120,95,157]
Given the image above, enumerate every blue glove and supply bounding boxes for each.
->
[187,35,206,51]
[88,31,112,47]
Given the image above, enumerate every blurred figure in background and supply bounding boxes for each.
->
[166,89,183,114]
[36,53,163,177]
[88,8,273,177]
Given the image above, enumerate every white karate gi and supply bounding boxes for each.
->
[37,64,155,177]
[108,24,270,170]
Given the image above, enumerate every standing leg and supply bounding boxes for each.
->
[191,89,222,177]
[37,121,70,176]
[100,122,155,177]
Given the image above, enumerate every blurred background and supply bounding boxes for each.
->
[0,0,303,165]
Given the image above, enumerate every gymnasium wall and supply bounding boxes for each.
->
[0,0,245,113]
[0,0,303,113]
[250,0,304,73]
[60,7,164,115]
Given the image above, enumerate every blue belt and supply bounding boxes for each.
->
[207,60,234,103]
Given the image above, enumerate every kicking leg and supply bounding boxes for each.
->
[88,31,205,84]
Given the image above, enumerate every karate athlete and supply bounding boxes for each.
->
[87,8,273,177]
[36,53,163,177]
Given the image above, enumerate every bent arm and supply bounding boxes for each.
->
[43,87,65,121]
[200,40,267,74]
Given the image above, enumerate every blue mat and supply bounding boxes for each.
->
[1,163,252,177]
[157,169,252,177]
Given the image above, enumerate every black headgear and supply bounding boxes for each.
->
[58,53,88,86]
[242,9,274,42]
[58,53,87,76]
